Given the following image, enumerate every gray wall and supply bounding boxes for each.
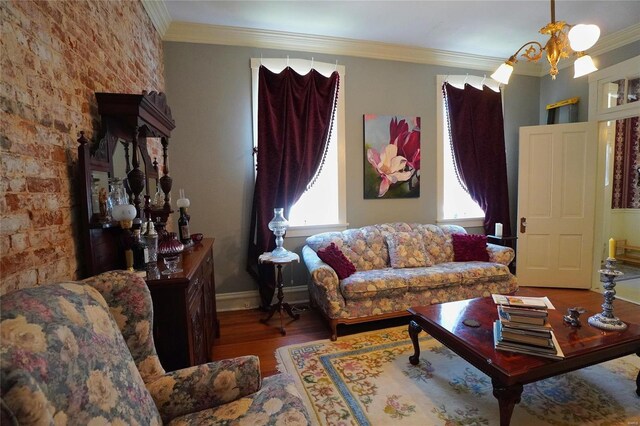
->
[538,43,640,124]
[163,42,541,296]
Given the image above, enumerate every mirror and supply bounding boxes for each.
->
[77,91,176,277]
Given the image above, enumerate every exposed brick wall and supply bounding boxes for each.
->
[1,0,164,295]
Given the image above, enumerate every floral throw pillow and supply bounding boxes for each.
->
[317,243,356,279]
[385,231,431,268]
[452,233,490,262]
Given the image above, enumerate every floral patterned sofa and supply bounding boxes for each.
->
[302,223,517,340]
[0,270,310,425]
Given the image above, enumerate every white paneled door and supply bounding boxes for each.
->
[517,122,598,288]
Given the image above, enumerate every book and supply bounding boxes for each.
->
[500,322,552,337]
[497,322,553,347]
[493,321,565,360]
[500,305,549,317]
[492,294,556,310]
[498,306,548,326]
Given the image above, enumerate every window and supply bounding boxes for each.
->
[251,58,347,236]
[436,75,500,226]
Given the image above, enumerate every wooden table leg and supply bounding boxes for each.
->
[260,264,299,335]
[408,319,422,365]
[636,352,640,396]
[492,379,523,426]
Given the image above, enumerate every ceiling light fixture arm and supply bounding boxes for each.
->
[508,41,545,65]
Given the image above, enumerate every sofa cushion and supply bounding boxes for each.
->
[306,226,389,271]
[339,269,408,300]
[411,224,453,264]
[317,243,356,279]
[452,233,490,262]
[385,231,432,268]
[395,264,464,291]
[455,261,511,284]
[401,262,510,292]
[376,222,413,234]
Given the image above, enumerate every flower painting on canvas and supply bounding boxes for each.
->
[364,115,421,199]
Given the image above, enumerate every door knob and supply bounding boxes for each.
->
[520,217,527,234]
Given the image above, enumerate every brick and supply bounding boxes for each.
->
[9,233,29,252]
[0,269,37,296]
[31,209,63,227]
[0,213,30,235]
[1,0,164,294]
[26,176,60,193]
[1,251,35,277]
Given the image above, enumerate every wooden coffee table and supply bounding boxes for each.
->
[408,289,640,426]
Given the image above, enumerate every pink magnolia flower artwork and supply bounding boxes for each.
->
[364,115,421,198]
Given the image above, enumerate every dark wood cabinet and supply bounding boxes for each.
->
[76,91,218,371]
[146,238,219,371]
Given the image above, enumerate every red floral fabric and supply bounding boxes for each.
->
[452,233,490,262]
[318,243,356,279]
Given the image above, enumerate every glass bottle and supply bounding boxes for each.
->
[176,189,191,245]
[144,218,158,263]
[178,207,191,244]
[131,228,149,270]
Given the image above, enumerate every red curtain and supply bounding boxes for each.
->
[443,82,511,237]
[248,66,339,309]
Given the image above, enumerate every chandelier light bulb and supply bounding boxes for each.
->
[573,54,598,78]
[491,62,514,85]
[568,24,600,52]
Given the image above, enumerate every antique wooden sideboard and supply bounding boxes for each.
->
[77,92,218,370]
[147,238,219,371]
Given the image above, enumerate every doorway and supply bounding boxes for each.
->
[589,56,640,303]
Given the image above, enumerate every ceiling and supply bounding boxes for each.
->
[162,1,640,61]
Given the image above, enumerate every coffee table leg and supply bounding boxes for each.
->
[636,351,639,396]
[408,319,422,365]
[492,380,523,426]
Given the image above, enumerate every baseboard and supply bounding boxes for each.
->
[216,284,310,312]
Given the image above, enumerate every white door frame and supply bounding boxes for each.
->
[588,56,640,290]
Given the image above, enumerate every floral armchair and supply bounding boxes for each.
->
[0,270,310,425]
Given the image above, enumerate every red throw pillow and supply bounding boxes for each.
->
[317,243,356,279]
[452,233,490,262]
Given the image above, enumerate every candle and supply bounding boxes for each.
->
[608,238,616,259]
[495,223,503,238]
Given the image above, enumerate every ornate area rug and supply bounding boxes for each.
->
[275,326,640,425]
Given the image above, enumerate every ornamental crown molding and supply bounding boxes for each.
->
[164,21,542,75]
[150,0,639,78]
[141,0,171,37]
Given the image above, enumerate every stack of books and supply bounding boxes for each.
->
[492,295,564,359]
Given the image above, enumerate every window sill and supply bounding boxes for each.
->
[286,223,349,238]
[436,217,485,228]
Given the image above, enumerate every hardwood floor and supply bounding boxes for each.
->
[210,287,639,378]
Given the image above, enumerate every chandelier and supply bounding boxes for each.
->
[491,0,600,84]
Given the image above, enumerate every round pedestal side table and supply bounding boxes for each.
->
[258,251,300,335]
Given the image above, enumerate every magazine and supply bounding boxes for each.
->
[492,294,556,310]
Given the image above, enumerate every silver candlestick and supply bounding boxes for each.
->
[588,257,627,331]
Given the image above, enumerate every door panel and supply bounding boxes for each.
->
[517,122,597,288]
